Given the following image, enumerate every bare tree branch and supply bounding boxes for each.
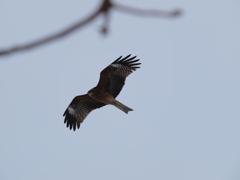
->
[0,0,182,56]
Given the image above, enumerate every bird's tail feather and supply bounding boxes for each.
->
[111,100,133,114]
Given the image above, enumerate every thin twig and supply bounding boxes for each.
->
[113,3,182,18]
[100,9,111,35]
[0,0,181,56]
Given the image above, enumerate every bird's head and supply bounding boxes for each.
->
[87,88,96,97]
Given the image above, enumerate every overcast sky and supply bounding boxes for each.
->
[1,0,240,180]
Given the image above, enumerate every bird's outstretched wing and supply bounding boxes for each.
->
[96,54,141,98]
[63,94,106,131]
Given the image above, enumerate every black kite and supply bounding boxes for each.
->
[63,54,141,131]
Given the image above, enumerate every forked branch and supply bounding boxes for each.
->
[0,0,182,56]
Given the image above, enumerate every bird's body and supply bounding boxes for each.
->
[87,87,133,113]
[63,54,141,131]
[87,87,114,105]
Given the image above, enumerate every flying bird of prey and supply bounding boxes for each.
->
[63,54,141,131]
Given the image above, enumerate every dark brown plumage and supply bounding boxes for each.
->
[63,54,141,131]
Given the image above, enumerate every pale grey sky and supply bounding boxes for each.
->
[1,0,240,180]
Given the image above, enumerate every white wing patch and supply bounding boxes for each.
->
[110,64,121,68]
[68,106,76,115]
